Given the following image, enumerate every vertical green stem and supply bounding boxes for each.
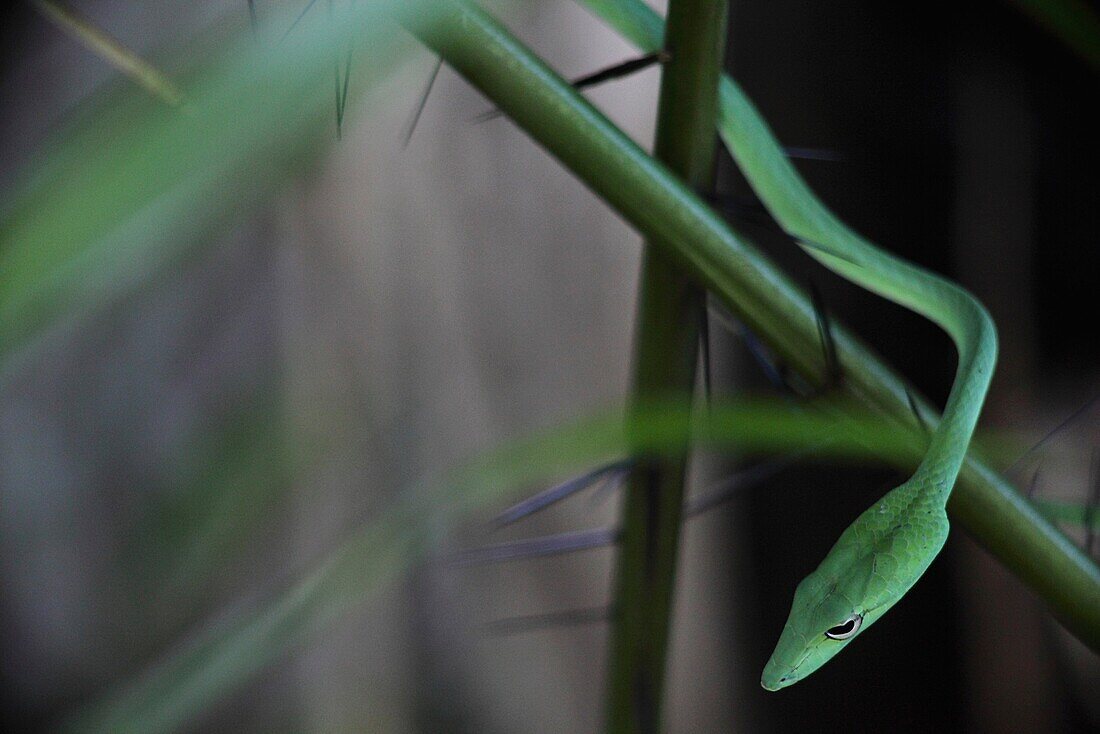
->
[606,2,728,731]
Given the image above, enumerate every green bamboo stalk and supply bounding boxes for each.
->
[400,0,1100,650]
[606,0,727,731]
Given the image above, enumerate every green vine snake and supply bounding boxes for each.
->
[758,257,995,690]
[575,0,998,689]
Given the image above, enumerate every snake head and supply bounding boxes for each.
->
[760,562,885,691]
[760,496,949,691]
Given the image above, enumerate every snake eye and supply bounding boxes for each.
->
[825,614,863,640]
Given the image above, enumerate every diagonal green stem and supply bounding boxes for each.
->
[607,1,727,730]
[400,0,1100,650]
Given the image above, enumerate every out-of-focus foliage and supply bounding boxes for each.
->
[71,396,958,732]
[0,0,422,371]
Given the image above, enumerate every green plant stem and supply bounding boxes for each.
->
[607,0,727,731]
[399,0,1100,650]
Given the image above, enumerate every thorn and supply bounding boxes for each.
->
[490,460,633,529]
[334,62,343,138]
[339,45,353,129]
[706,299,790,394]
[32,0,186,108]
[570,50,667,90]
[1005,393,1100,478]
[280,0,320,42]
[685,450,811,516]
[471,107,503,125]
[482,606,611,636]
[783,146,845,162]
[745,332,793,394]
[707,279,839,402]
[474,51,669,124]
[445,528,619,567]
[450,453,813,567]
[403,55,443,149]
[752,338,794,394]
[1026,463,1043,499]
[327,1,343,138]
[808,280,841,393]
[326,1,353,138]
[584,462,633,509]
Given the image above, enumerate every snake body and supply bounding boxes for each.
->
[715,46,997,694]
[577,0,998,688]
[756,242,996,689]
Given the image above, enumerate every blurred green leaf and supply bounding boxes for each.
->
[0,0,420,370]
[69,395,996,732]
[124,389,294,605]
